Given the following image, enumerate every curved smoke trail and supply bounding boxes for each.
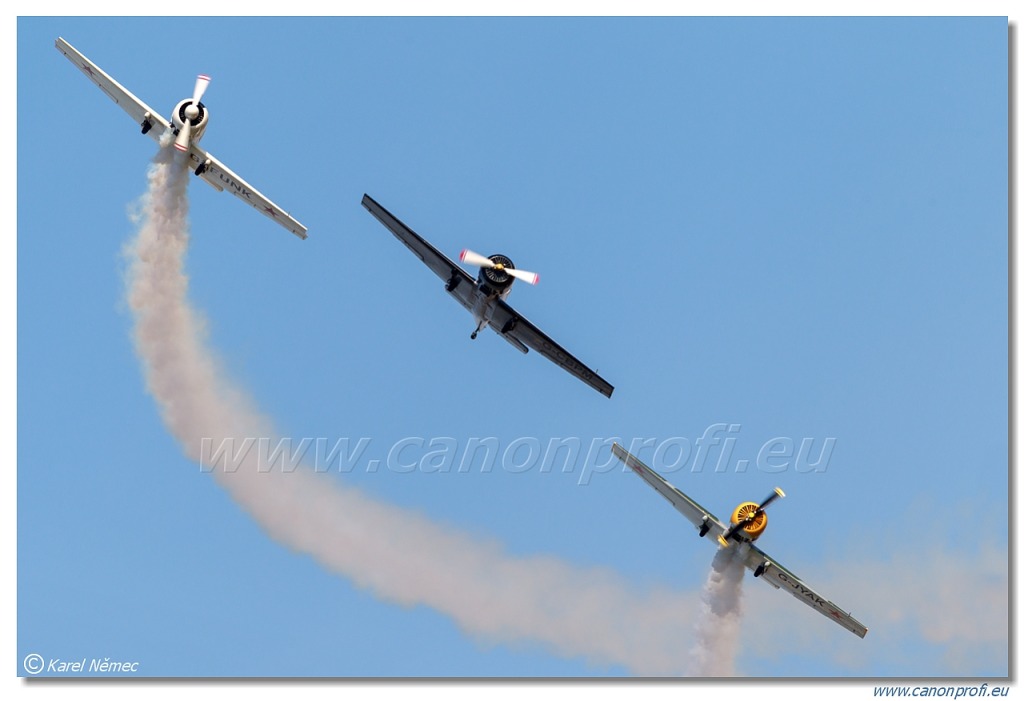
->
[124,147,715,675]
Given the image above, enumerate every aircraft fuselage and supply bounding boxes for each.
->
[470,255,516,339]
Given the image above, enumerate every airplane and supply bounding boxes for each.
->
[611,443,868,638]
[361,195,614,398]
[54,37,307,240]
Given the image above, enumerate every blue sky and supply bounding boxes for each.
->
[13,12,1010,688]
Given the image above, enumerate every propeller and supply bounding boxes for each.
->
[173,120,192,152]
[717,487,785,548]
[174,74,211,152]
[757,486,785,511]
[192,74,211,105]
[459,248,539,285]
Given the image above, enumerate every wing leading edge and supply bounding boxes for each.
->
[489,301,614,398]
[611,443,726,539]
[55,37,171,144]
[610,443,867,638]
[360,194,476,301]
[188,147,307,239]
[741,543,868,638]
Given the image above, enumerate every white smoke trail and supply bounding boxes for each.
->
[124,147,701,675]
[119,147,1007,678]
[688,546,746,676]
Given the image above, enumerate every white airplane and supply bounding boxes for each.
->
[361,194,614,398]
[611,443,868,638]
[55,37,307,239]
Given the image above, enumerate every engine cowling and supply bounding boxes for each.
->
[170,98,209,143]
[477,254,516,293]
[729,501,769,541]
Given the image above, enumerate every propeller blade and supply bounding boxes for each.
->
[460,249,539,284]
[460,249,495,269]
[173,118,192,152]
[192,74,211,104]
[506,268,539,285]
[758,487,786,511]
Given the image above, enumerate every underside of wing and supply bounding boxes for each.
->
[494,328,529,354]
[611,443,725,538]
[446,275,480,314]
[742,543,868,638]
[361,194,476,296]
[188,147,307,239]
[55,37,170,144]
[492,299,614,397]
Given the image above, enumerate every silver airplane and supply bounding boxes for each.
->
[612,443,867,638]
[55,37,307,239]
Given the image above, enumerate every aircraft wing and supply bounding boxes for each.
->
[490,302,614,397]
[361,194,478,308]
[55,37,171,144]
[611,443,726,538]
[742,543,868,638]
[188,146,307,239]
